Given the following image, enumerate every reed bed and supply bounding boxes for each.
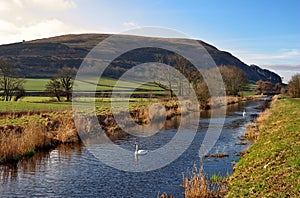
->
[182,165,227,198]
[0,112,79,163]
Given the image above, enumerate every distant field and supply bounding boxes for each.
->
[23,77,165,92]
[242,91,256,97]
[23,78,50,91]
[0,101,71,113]
[0,97,157,114]
[2,76,164,113]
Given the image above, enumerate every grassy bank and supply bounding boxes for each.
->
[0,111,78,163]
[226,97,300,197]
[0,98,188,163]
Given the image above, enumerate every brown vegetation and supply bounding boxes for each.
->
[0,111,79,163]
[219,65,248,96]
[244,96,276,142]
[288,73,300,98]
[182,166,227,198]
[0,100,188,163]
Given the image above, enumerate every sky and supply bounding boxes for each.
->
[0,0,299,82]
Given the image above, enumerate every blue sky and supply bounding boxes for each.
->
[0,0,299,82]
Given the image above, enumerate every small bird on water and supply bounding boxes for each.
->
[242,109,246,117]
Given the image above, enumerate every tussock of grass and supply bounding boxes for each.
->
[245,124,259,141]
[182,165,227,198]
[210,174,226,183]
[227,97,300,197]
[0,111,79,163]
[0,122,47,163]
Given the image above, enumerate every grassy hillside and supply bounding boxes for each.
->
[226,97,300,197]
[0,33,282,84]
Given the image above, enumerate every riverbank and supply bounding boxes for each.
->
[0,99,190,163]
[205,95,263,110]
[0,111,78,163]
[226,96,300,197]
[0,95,259,164]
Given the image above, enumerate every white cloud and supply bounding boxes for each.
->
[0,20,18,34]
[232,49,300,65]
[123,21,140,29]
[0,0,78,44]
[230,49,300,83]
[0,0,76,11]
[23,0,76,11]
[262,64,300,83]
[0,19,86,44]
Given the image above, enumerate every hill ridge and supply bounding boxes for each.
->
[0,33,281,84]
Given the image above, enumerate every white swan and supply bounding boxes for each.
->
[134,143,148,156]
[242,109,246,117]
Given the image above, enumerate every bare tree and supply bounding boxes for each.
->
[288,74,300,98]
[274,82,282,93]
[0,60,25,101]
[155,54,174,98]
[195,80,210,109]
[219,65,248,96]
[255,80,273,95]
[57,67,77,102]
[173,55,188,96]
[45,67,76,102]
[45,78,63,102]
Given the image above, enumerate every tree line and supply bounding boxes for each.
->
[0,60,76,102]
[1,59,300,102]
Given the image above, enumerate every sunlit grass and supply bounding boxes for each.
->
[0,101,71,113]
[24,77,166,92]
[227,97,300,197]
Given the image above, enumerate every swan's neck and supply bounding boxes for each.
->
[135,144,138,153]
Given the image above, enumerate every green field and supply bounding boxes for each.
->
[2,76,164,114]
[226,97,300,197]
[0,101,72,113]
[23,78,50,91]
[0,97,157,115]
[24,77,166,92]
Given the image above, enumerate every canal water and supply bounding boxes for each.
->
[0,99,266,197]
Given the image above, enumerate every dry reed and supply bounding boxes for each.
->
[182,165,227,198]
[0,111,79,163]
[0,122,46,163]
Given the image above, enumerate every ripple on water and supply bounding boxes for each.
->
[0,99,266,197]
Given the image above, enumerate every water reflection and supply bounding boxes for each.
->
[0,144,83,185]
[0,99,268,197]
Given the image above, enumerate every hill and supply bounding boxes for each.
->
[0,34,281,84]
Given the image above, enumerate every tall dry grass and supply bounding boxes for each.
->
[0,111,79,163]
[0,122,47,163]
[245,96,276,141]
[182,166,227,198]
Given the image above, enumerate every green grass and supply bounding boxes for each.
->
[242,91,256,97]
[23,78,50,91]
[210,174,226,183]
[24,77,166,92]
[226,97,300,197]
[0,101,72,113]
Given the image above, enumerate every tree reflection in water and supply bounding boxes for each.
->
[0,143,83,184]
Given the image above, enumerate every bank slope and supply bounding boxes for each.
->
[226,97,300,197]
